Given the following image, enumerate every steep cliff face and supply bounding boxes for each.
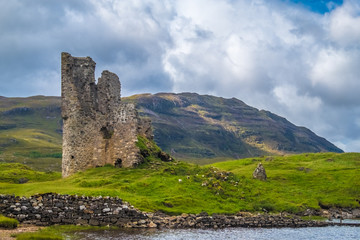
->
[61,53,152,177]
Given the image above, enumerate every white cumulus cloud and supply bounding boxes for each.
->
[0,0,359,151]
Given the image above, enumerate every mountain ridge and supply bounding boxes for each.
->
[123,92,342,163]
[0,93,342,169]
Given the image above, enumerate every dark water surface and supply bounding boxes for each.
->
[73,225,360,240]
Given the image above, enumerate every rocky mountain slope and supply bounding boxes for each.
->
[0,93,342,169]
[125,93,342,163]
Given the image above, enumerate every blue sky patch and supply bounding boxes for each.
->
[287,0,343,13]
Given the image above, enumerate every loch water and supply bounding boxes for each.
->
[72,222,360,240]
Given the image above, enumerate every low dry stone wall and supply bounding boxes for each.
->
[0,193,356,229]
[0,193,146,227]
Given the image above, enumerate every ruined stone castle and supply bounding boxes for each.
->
[61,52,152,177]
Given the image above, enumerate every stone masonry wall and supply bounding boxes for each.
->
[1,194,350,229]
[61,52,152,177]
[0,194,147,227]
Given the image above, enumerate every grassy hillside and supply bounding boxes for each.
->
[0,96,62,171]
[211,152,360,211]
[0,94,343,170]
[126,93,343,164]
[1,152,358,215]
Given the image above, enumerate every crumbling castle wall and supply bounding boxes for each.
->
[61,52,152,177]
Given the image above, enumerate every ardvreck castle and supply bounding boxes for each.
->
[61,52,152,177]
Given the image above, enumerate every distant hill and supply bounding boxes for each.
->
[0,96,62,171]
[124,93,342,164]
[0,93,342,169]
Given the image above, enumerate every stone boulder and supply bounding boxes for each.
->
[158,151,173,162]
[253,162,267,181]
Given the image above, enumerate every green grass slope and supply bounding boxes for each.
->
[0,96,62,171]
[1,152,358,215]
[211,152,360,211]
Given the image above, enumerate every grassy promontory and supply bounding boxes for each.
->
[0,149,359,215]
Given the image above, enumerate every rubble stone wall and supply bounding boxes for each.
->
[1,194,355,228]
[0,194,146,227]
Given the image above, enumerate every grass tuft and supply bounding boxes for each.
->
[14,225,117,240]
[0,215,19,229]
[15,233,62,240]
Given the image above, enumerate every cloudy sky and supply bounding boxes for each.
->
[1,0,359,152]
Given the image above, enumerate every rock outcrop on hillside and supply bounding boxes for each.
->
[253,163,267,181]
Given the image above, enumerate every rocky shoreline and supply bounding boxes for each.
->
[1,193,359,229]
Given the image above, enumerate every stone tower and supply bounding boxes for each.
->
[61,52,152,177]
